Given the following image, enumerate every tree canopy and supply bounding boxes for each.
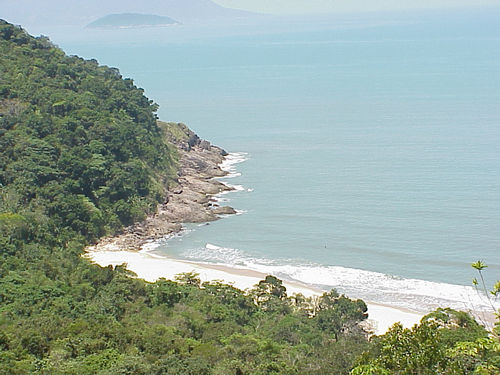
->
[0,20,177,245]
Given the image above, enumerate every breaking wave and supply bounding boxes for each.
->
[182,242,498,313]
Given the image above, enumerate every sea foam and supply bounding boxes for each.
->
[182,242,498,314]
[219,152,249,178]
[213,152,250,204]
[158,150,499,316]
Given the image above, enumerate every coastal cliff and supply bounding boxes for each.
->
[87,121,237,252]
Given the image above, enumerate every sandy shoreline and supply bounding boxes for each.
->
[83,127,498,334]
[85,248,424,335]
[84,123,426,335]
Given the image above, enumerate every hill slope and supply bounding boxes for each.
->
[0,19,177,241]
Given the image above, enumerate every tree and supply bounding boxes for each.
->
[250,275,289,313]
[471,261,499,332]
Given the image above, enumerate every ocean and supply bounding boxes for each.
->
[52,9,500,313]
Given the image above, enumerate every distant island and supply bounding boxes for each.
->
[87,13,179,29]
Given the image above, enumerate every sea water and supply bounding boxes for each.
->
[54,9,500,312]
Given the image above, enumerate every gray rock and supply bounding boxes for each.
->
[199,139,211,150]
[86,124,237,254]
[212,206,237,215]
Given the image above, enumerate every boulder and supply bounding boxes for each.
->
[212,206,237,215]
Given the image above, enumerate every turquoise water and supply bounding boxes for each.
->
[55,11,500,311]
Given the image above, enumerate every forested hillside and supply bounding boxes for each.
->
[0,20,177,244]
[0,20,498,374]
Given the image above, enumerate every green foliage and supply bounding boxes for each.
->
[422,308,488,346]
[0,246,372,374]
[352,309,499,375]
[470,262,499,335]
[351,365,390,375]
[471,261,488,272]
[0,20,176,242]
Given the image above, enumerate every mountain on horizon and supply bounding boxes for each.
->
[0,0,260,28]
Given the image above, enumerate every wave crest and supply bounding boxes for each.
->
[182,242,498,313]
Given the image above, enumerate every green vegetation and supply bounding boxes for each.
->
[352,309,499,374]
[0,20,498,374]
[158,121,194,144]
[87,14,179,29]
[0,20,177,243]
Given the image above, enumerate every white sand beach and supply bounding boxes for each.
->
[85,249,423,335]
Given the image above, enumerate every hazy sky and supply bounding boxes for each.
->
[214,0,500,14]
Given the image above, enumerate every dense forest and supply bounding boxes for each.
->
[0,20,498,374]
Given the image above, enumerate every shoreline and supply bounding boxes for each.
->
[86,122,239,253]
[85,247,424,335]
[84,122,496,334]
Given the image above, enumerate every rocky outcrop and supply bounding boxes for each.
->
[86,123,237,252]
[211,206,237,215]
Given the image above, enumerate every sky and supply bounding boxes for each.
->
[214,0,500,14]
